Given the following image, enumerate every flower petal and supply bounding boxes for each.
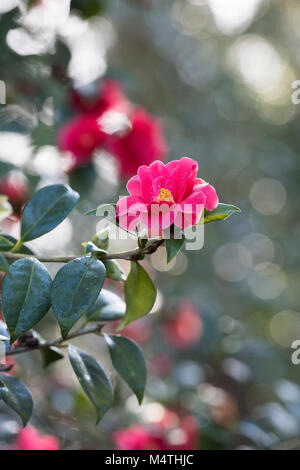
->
[166,157,198,202]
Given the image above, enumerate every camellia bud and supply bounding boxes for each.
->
[0,170,29,214]
[92,227,110,251]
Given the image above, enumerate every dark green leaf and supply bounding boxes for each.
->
[0,254,10,276]
[105,334,147,404]
[68,345,113,424]
[86,289,126,322]
[0,235,34,266]
[51,256,106,338]
[201,203,241,224]
[165,236,185,264]
[104,259,126,282]
[0,373,33,426]
[41,346,64,368]
[2,258,52,344]
[118,262,156,330]
[21,184,79,242]
[0,234,16,252]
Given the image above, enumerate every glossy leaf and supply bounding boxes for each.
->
[0,373,33,426]
[86,289,126,322]
[0,235,34,254]
[0,254,10,276]
[165,236,185,264]
[201,203,241,224]
[51,256,106,338]
[118,262,156,330]
[20,184,79,242]
[105,334,147,404]
[2,258,52,344]
[68,345,113,424]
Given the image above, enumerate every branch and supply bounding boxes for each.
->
[6,324,104,357]
[2,239,164,264]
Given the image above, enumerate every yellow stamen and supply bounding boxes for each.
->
[157,187,174,203]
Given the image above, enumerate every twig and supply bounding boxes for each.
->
[2,239,164,264]
[6,324,104,357]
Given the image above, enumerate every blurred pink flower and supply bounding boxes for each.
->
[117,157,218,234]
[113,424,165,450]
[163,302,203,348]
[58,114,107,170]
[0,170,29,214]
[113,410,198,450]
[14,426,59,451]
[71,80,130,116]
[108,108,168,178]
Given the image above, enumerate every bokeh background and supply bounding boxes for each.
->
[0,0,299,450]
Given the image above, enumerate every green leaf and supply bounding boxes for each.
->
[0,254,10,276]
[165,236,185,264]
[68,345,113,424]
[104,259,126,282]
[0,235,34,255]
[0,196,12,222]
[20,184,79,242]
[2,258,52,344]
[86,289,126,322]
[40,346,64,368]
[201,203,241,224]
[104,334,147,404]
[51,256,106,338]
[118,262,156,331]
[0,373,33,426]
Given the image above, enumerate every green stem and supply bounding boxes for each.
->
[11,238,23,253]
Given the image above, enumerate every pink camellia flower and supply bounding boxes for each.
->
[71,80,130,116]
[57,114,107,170]
[113,410,198,450]
[0,170,29,214]
[113,424,165,451]
[117,157,218,234]
[14,426,59,451]
[108,108,168,178]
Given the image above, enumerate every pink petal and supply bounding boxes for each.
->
[179,189,206,213]
[166,157,198,202]
[127,175,142,198]
[117,196,147,216]
[149,160,168,179]
[198,183,219,211]
[137,165,155,202]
